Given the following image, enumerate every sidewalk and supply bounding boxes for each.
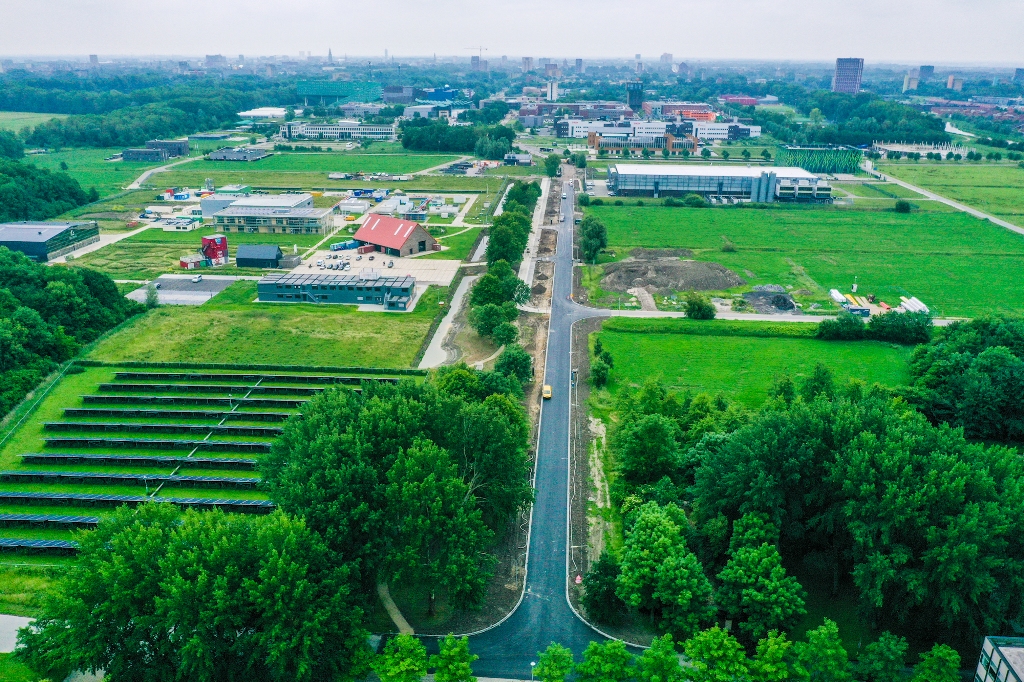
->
[516,177,551,287]
[49,224,153,265]
[418,275,478,369]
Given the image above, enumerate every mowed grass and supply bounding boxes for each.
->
[425,226,483,261]
[87,281,441,367]
[880,162,1024,226]
[0,111,67,132]
[596,320,912,407]
[586,204,1024,317]
[23,148,169,197]
[833,182,923,199]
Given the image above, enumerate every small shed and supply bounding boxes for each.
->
[236,244,283,268]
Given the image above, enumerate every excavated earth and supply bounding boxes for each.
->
[599,248,745,294]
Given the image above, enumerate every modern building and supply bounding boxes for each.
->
[691,122,761,140]
[123,148,169,162]
[0,221,100,261]
[353,215,437,257]
[947,74,965,91]
[146,139,189,157]
[643,101,717,121]
[546,81,559,102]
[504,153,533,166]
[200,192,313,219]
[607,164,832,203]
[235,244,284,268]
[257,272,416,310]
[625,81,645,109]
[556,119,668,139]
[976,637,1024,682]
[212,206,334,235]
[208,147,268,162]
[918,65,935,81]
[522,57,534,72]
[279,121,398,141]
[902,73,919,92]
[832,58,864,94]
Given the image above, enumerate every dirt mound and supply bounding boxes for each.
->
[531,284,546,295]
[743,291,802,315]
[601,259,745,294]
[629,248,694,260]
[535,273,549,281]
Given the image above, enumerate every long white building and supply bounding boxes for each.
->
[279,121,397,141]
[608,164,831,203]
[691,122,762,140]
[555,119,667,139]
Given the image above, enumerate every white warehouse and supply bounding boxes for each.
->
[608,164,832,203]
[279,121,398,141]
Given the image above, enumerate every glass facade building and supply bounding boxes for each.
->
[607,164,832,203]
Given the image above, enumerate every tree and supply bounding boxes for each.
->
[494,344,532,383]
[0,130,24,160]
[683,627,749,682]
[384,441,495,615]
[749,631,800,682]
[374,634,428,682]
[795,620,851,682]
[579,215,608,263]
[653,543,717,641]
[637,634,683,682]
[761,149,772,161]
[591,359,610,387]
[613,413,680,485]
[852,632,907,682]
[662,148,670,158]
[545,154,562,177]
[493,321,519,346]
[431,635,477,682]
[582,551,627,624]
[721,150,730,161]
[866,311,930,344]
[470,303,508,337]
[683,193,707,208]
[800,363,835,401]
[716,542,807,641]
[894,199,912,213]
[535,643,575,682]
[742,149,751,160]
[145,284,159,309]
[617,503,683,612]
[909,644,960,682]
[701,148,712,159]
[817,312,865,340]
[642,148,653,159]
[574,640,634,682]
[685,293,715,320]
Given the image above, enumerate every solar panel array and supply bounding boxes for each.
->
[1,471,261,489]
[99,383,325,396]
[0,538,80,552]
[22,453,258,469]
[44,421,283,437]
[42,437,272,453]
[114,372,398,385]
[0,491,276,513]
[0,513,99,527]
[64,408,292,422]
[82,395,310,408]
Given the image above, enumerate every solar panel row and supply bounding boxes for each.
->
[82,395,311,408]
[0,491,275,513]
[1,471,261,488]
[63,408,293,422]
[99,383,326,396]
[22,453,258,469]
[0,513,99,527]
[113,372,399,385]
[42,437,272,453]
[0,538,80,551]
[44,422,284,436]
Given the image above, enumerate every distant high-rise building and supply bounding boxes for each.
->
[327,49,332,64]
[238,54,245,63]
[1014,68,1024,83]
[678,62,690,77]
[546,81,559,102]
[575,58,583,73]
[626,80,644,109]
[522,57,533,72]
[545,62,559,77]
[918,65,935,81]
[947,74,964,91]
[501,55,507,69]
[902,73,919,92]
[831,58,864,94]
[660,53,673,64]
[89,54,98,65]
[471,55,481,70]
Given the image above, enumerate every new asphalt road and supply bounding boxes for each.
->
[469,174,614,677]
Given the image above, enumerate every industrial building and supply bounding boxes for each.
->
[607,164,833,203]
[353,215,437,257]
[279,121,398,141]
[235,244,284,268]
[200,192,313,219]
[976,637,1024,682]
[556,119,668,139]
[832,58,864,94]
[0,221,100,261]
[123,148,169,162]
[504,153,533,166]
[208,147,267,162]
[212,206,334,235]
[146,139,189,157]
[257,272,416,311]
[642,101,716,120]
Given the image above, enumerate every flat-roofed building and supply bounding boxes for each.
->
[208,147,267,162]
[608,164,832,203]
[0,221,100,261]
[146,139,189,157]
[123,148,169,162]
[257,272,416,310]
[976,637,1024,682]
[279,121,397,141]
[212,206,334,235]
[832,58,864,94]
[200,192,313,219]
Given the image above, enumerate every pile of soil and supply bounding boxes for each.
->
[743,291,802,315]
[531,284,546,295]
[600,251,744,294]
[538,230,558,256]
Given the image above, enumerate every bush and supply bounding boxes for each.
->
[636,200,644,207]
[867,311,931,344]
[683,194,707,208]
[577,193,590,206]
[492,322,519,346]
[580,551,626,624]
[664,197,681,207]
[494,344,532,383]
[894,200,912,213]
[817,312,866,340]
[685,293,716,320]
[591,359,610,387]
[590,198,604,206]
[720,237,736,253]
[613,199,624,206]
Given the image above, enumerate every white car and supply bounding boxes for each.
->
[561,193,567,199]
[387,260,394,268]
[191,275,202,283]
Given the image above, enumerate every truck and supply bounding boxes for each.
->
[330,240,357,251]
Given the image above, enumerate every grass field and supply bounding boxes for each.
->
[0,111,66,132]
[23,148,166,197]
[593,319,911,407]
[0,653,37,682]
[426,226,483,261]
[583,203,1024,317]
[833,182,924,199]
[879,162,1024,226]
[87,280,441,367]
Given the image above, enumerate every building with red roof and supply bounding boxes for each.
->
[353,215,438,257]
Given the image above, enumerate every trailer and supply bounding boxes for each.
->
[330,240,357,251]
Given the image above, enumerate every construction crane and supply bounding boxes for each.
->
[464,46,488,59]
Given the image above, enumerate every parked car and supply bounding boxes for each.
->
[387,260,394,268]
[542,385,552,399]
[154,282,161,289]
[368,255,375,261]
[191,275,203,283]
[356,255,362,261]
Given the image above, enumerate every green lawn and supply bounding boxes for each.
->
[23,148,168,197]
[0,111,66,132]
[424,226,483,261]
[879,162,1024,226]
[833,182,923,199]
[584,204,1024,317]
[87,281,442,367]
[0,653,39,682]
[595,319,912,407]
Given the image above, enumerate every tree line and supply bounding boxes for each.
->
[0,248,142,416]
[400,119,516,156]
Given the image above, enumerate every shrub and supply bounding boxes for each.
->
[664,197,681,207]
[817,312,866,340]
[494,344,532,383]
[720,237,736,253]
[577,193,590,206]
[867,311,931,344]
[683,194,707,208]
[613,199,624,206]
[590,198,604,206]
[492,322,519,346]
[685,293,716,320]
[894,200,912,213]
[591,359,610,387]
[636,200,644,207]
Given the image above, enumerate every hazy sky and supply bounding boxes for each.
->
[3,0,1023,65]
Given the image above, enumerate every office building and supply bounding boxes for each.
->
[546,82,559,102]
[382,86,421,104]
[89,54,98,65]
[123,148,169,162]
[918,65,935,81]
[1014,68,1024,83]
[146,139,189,157]
[660,53,673,64]
[279,121,397,141]
[643,101,716,120]
[575,58,583,73]
[832,58,864,94]
[556,119,668,139]
[902,73,919,92]
[212,206,334,234]
[201,192,313,219]
[522,57,534,72]
[947,74,964,91]
[976,637,1024,682]
[691,122,761,140]
[257,272,416,311]
[608,164,832,203]
[625,81,645,109]
[545,63,559,77]
[208,147,267,162]
[0,221,100,262]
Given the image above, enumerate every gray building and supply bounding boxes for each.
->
[213,205,334,235]
[146,139,189,157]
[208,147,268,162]
[832,58,864,94]
[123,148,169,162]
[236,244,283,268]
[976,637,1024,682]
[607,164,832,203]
[257,272,415,310]
[0,221,100,262]
[200,192,313,219]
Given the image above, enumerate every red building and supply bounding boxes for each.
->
[353,215,438,257]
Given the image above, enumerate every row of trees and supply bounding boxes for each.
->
[0,158,97,222]
[485,180,540,266]
[0,248,143,415]
[817,310,932,345]
[400,119,516,154]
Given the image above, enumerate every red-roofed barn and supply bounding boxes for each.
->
[353,215,438,257]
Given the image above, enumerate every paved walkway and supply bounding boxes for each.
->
[48,224,153,265]
[418,275,478,369]
[126,156,203,190]
[471,235,489,262]
[517,178,551,287]
[416,155,471,175]
[0,614,31,653]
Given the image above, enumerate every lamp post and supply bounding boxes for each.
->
[530,661,537,681]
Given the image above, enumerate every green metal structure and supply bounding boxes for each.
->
[776,145,863,174]
[296,81,382,105]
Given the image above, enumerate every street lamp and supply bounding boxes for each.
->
[530,661,537,681]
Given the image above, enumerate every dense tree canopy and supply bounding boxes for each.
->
[0,159,91,222]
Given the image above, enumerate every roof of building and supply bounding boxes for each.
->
[0,222,94,243]
[259,272,415,288]
[353,215,424,250]
[611,164,818,180]
[213,206,332,218]
[988,638,1024,678]
[236,244,283,260]
[229,193,312,208]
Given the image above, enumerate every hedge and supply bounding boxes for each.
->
[600,318,821,339]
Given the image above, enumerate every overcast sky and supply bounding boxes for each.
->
[3,0,1022,66]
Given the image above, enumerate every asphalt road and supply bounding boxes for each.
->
[469,173,612,677]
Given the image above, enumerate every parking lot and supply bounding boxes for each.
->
[291,251,461,286]
[126,274,241,305]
